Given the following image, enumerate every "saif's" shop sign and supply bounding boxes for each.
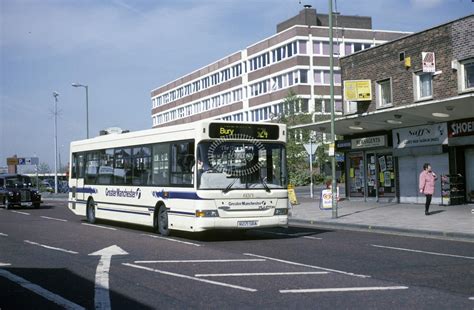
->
[393,123,447,149]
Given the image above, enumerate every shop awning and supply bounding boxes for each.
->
[291,93,474,136]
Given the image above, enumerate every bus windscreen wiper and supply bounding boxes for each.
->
[261,178,271,193]
[222,178,238,194]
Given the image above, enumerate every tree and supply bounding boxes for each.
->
[37,163,51,174]
[272,89,330,186]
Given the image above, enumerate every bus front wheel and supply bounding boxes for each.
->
[157,205,170,236]
[86,199,96,224]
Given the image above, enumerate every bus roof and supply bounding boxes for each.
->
[70,120,286,152]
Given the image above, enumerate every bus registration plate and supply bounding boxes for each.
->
[238,220,258,228]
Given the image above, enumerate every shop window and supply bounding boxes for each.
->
[348,153,365,197]
[376,78,392,108]
[414,71,433,100]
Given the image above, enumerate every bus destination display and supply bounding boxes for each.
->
[209,123,280,140]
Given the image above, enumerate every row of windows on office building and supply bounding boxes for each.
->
[153,63,243,108]
[153,67,344,127]
[249,69,341,97]
[152,39,375,109]
[219,98,343,124]
[71,141,195,187]
[153,89,243,126]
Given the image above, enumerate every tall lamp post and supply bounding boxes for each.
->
[72,83,89,139]
[329,0,337,218]
[53,91,59,194]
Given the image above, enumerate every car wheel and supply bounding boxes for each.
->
[157,205,170,236]
[86,199,96,224]
[33,202,40,209]
[4,197,9,210]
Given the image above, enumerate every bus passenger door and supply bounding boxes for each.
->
[71,153,86,205]
[76,178,85,202]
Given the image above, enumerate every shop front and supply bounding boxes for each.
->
[338,134,397,202]
[392,123,449,204]
[448,118,474,204]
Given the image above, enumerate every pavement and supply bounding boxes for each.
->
[290,186,474,242]
[40,188,474,242]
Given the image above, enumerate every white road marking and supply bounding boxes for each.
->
[0,263,11,267]
[24,240,79,255]
[244,253,370,278]
[280,286,409,294]
[135,259,266,264]
[469,297,474,300]
[371,244,474,260]
[302,236,323,240]
[11,210,30,215]
[82,223,117,231]
[41,216,68,222]
[195,271,329,277]
[123,263,257,292]
[89,245,128,310]
[141,234,201,247]
[0,268,85,309]
[0,232,8,237]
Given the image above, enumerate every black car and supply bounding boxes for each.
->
[0,174,42,209]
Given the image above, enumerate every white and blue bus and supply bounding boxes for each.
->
[68,121,288,235]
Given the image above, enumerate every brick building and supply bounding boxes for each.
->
[296,15,474,204]
[150,6,407,129]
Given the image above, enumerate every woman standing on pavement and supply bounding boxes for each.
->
[419,163,438,215]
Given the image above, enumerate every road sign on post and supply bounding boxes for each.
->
[17,157,39,165]
[303,141,320,199]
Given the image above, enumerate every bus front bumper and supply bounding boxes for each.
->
[192,215,288,232]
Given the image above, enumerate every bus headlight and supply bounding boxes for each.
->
[274,208,288,215]
[195,210,219,217]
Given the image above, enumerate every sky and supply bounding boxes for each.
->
[1,0,473,172]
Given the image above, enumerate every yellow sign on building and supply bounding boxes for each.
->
[343,80,372,101]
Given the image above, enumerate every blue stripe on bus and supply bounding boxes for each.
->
[74,187,98,194]
[97,207,150,216]
[152,191,204,200]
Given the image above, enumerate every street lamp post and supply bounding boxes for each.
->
[53,91,59,194]
[329,0,337,219]
[72,83,89,139]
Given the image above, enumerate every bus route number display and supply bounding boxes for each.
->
[209,123,280,140]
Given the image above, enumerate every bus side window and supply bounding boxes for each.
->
[114,148,132,185]
[71,153,77,179]
[152,143,170,186]
[97,149,114,185]
[85,152,99,185]
[171,141,194,186]
[78,153,85,179]
[132,146,152,186]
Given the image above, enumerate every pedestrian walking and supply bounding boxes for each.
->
[419,163,438,215]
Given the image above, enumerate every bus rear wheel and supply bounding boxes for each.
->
[86,199,96,224]
[157,205,170,236]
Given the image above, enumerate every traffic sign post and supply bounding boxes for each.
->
[303,141,319,199]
